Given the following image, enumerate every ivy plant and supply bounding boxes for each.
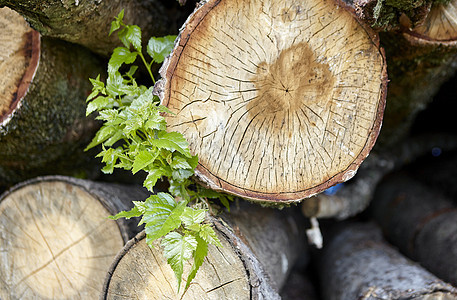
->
[86,10,233,291]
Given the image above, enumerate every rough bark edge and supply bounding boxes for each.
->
[403,30,457,46]
[0,175,141,243]
[101,218,282,300]
[0,30,40,125]
[156,0,388,203]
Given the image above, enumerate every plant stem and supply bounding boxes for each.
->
[138,52,155,84]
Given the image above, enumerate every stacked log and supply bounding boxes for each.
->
[0,7,104,186]
[319,222,457,300]
[0,0,178,56]
[372,173,457,286]
[156,0,387,204]
[102,202,306,299]
[0,176,147,299]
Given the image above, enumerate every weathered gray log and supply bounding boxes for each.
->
[102,201,307,299]
[280,270,319,300]
[0,0,178,56]
[319,222,457,300]
[0,8,105,186]
[372,173,457,286]
[0,175,147,299]
[408,150,457,201]
[302,133,457,219]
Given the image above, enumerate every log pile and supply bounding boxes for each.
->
[1,0,457,299]
[102,202,306,299]
[0,176,147,298]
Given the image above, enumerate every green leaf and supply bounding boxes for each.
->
[132,150,159,174]
[144,113,166,131]
[143,193,186,241]
[85,125,116,150]
[147,35,176,63]
[171,156,192,170]
[180,207,206,226]
[172,169,194,181]
[129,87,153,110]
[198,224,222,247]
[125,25,142,51]
[89,74,104,90]
[109,206,141,220]
[108,47,138,72]
[151,131,192,157]
[143,169,164,191]
[86,96,111,116]
[161,232,197,290]
[184,235,207,291]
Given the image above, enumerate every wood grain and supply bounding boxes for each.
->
[0,7,38,123]
[158,0,387,202]
[0,176,145,299]
[408,0,457,43]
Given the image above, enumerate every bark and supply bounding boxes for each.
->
[302,133,457,219]
[377,33,457,148]
[102,202,307,299]
[0,0,179,57]
[319,222,457,300]
[0,8,105,186]
[408,150,457,200]
[155,0,387,203]
[372,173,457,286]
[0,175,147,299]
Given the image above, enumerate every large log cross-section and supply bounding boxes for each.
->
[157,0,387,203]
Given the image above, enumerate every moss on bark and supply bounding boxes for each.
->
[0,37,105,186]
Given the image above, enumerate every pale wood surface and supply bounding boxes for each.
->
[158,0,386,202]
[0,7,36,122]
[105,231,250,299]
[103,203,306,299]
[0,179,126,299]
[411,0,457,42]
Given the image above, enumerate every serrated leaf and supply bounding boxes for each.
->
[143,193,186,241]
[86,96,110,115]
[172,169,194,181]
[132,150,159,174]
[125,25,142,51]
[184,235,207,291]
[171,156,192,170]
[108,47,138,72]
[198,224,222,247]
[144,113,166,131]
[129,87,153,110]
[180,207,206,226]
[147,35,176,63]
[161,232,197,290]
[85,125,116,150]
[109,206,141,220]
[151,131,191,157]
[89,74,105,92]
[143,169,164,191]
[109,19,121,36]
[103,130,125,147]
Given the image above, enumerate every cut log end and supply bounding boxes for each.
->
[0,179,126,299]
[0,7,40,124]
[405,0,457,44]
[158,0,387,203]
[103,231,250,299]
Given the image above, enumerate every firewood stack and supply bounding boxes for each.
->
[1,0,457,299]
